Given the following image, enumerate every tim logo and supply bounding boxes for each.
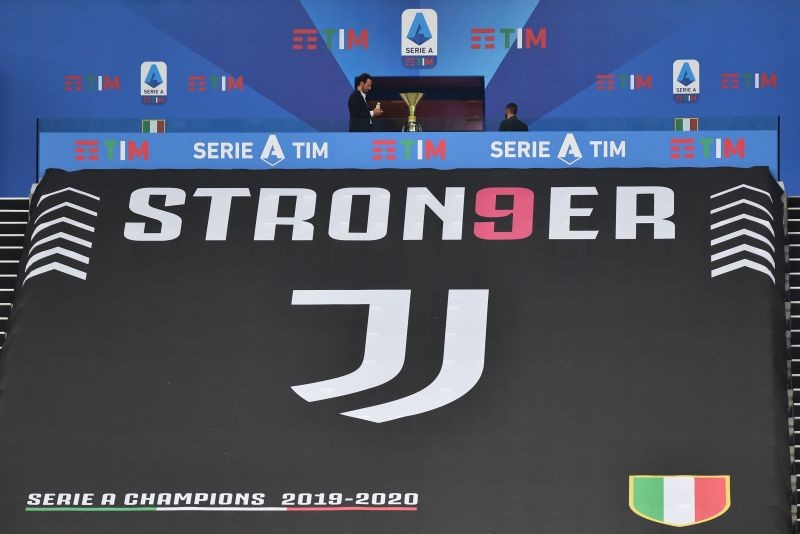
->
[292,28,368,50]
[188,75,244,92]
[74,140,149,161]
[469,27,546,50]
[290,289,488,423]
[670,138,744,160]
[720,72,777,90]
[401,9,437,68]
[596,73,652,91]
[63,75,120,92]
[372,139,446,161]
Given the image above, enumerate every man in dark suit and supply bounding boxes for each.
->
[348,72,383,132]
[499,102,529,131]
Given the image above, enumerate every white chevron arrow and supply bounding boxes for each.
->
[710,184,772,202]
[711,259,775,284]
[34,202,98,224]
[710,228,774,252]
[710,213,774,236]
[25,246,89,272]
[23,262,87,284]
[710,198,773,220]
[37,187,100,207]
[31,217,94,240]
[28,232,92,253]
[710,243,775,268]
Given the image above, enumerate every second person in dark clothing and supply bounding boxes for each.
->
[499,102,529,131]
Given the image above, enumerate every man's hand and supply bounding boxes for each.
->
[372,107,384,117]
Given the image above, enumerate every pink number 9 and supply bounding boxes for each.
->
[473,187,534,240]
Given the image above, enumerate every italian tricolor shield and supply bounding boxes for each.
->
[629,475,730,527]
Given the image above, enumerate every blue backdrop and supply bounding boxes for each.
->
[1,0,797,195]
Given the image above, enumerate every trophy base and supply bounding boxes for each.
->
[402,122,423,132]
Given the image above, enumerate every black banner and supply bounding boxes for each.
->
[0,167,790,533]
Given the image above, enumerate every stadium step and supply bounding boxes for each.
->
[0,198,29,211]
[0,261,20,276]
[0,210,28,223]
[0,198,26,346]
[0,234,24,247]
[0,275,16,290]
[0,247,23,261]
[0,302,9,343]
[789,196,800,530]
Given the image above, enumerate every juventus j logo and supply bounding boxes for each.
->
[290,289,489,423]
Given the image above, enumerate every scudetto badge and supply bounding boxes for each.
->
[629,475,730,527]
